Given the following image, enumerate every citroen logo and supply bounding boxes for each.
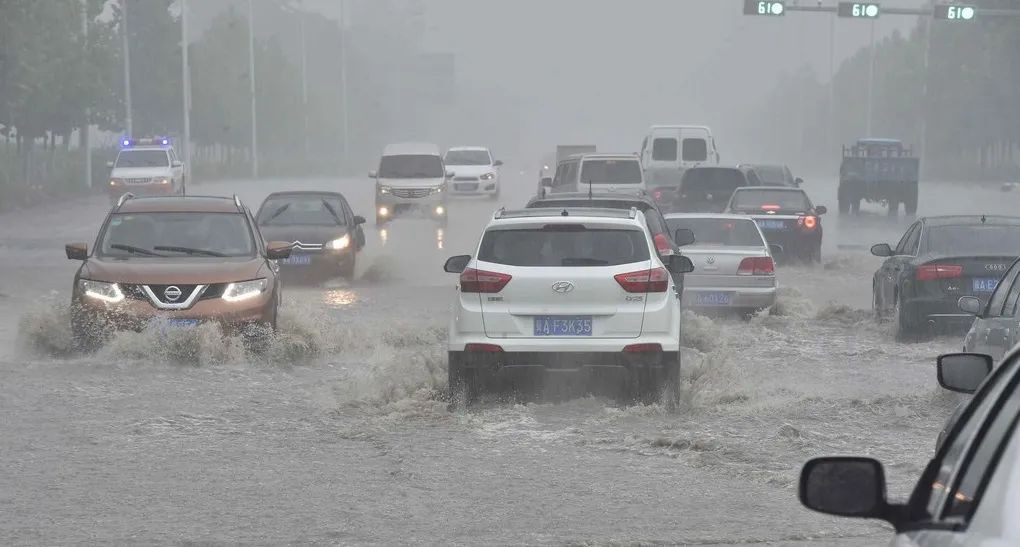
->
[163,286,183,302]
[551,281,575,293]
[706,256,716,265]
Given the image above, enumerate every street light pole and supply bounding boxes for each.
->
[181,0,192,188]
[248,0,259,179]
[82,0,92,190]
[299,4,309,165]
[919,0,935,176]
[865,19,876,136]
[828,13,836,154]
[339,0,349,171]
[121,0,133,137]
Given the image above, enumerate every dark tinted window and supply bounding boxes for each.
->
[652,138,678,161]
[665,218,764,247]
[100,212,254,258]
[444,150,490,166]
[730,189,811,212]
[478,228,650,267]
[680,168,746,197]
[257,195,347,226]
[579,159,643,184]
[682,138,708,162]
[115,149,169,168]
[926,225,1020,256]
[378,154,443,178]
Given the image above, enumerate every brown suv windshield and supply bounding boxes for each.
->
[99,212,255,258]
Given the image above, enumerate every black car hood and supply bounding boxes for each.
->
[257,224,350,245]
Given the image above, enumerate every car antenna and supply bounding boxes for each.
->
[587,179,593,200]
[561,209,569,217]
[981,214,987,224]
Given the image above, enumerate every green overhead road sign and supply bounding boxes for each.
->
[934,4,976,20]
[744,0,785,16]
[838,2,881,18]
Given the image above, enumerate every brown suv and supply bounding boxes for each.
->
[65,194,292,350]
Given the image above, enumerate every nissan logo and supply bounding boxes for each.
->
[986,264,1008,272]
[163,286,183,302]
[551,281,575,293]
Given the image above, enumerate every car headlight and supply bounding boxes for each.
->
[222,278,268,302]
[79,280,125,303]
[326,234,351,250]
[432,185,444,194]
[109,179,121,186]
[158,178,170,185]
[378,185,392,194]
[480,172,496,181]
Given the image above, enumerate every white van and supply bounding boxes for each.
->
[545,153,645,195]
[640,126,720,186]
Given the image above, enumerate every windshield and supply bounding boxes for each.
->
[478,227,650,267]
[378,154,444,178]
[99,212,254,258]
[579,159,643,184]
[926,225,1020,256]
[666,218,764,247]
[752,166,789,184]
[115,149,170,168]
[444,150,490,166]
[730,189,811,212]
[257,196,346,226]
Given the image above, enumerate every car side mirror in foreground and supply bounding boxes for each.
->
[937,353,993,394]
[668,255,695,274]
[444,255,471,274]
[353,215,366,225]
[815,205,827,215]
[266,241,293,260]
[66,243,88,261]
[958,296,983,316]
[800,457,890,520]
[870,243,893,257]
[673,228,696,247]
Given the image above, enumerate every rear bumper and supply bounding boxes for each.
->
[904,296,979,330]
[683,286,777,310]
[452,349,679,372]
[448,334,681,354]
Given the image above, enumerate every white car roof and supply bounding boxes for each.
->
[579,153,640,161]
[446,146,489,152]
[731,186,805,193]
[383,142,441,156]
[490,207,646,228]
[663,213,761,221]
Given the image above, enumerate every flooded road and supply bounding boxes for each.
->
[1,174,1013,544]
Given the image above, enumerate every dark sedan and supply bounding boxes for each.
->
[871,215,1020,337]
[255,191,366,280]
[723,186,826,263]
[670,167,750,213]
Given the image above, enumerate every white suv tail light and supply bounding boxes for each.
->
[460,267,512,293]
[614,267,669,293]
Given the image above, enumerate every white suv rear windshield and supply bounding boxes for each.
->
[478,226,649,267]
[579,159,642,184]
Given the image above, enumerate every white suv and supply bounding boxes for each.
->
[444,146,503,199]
[443,207,694,404]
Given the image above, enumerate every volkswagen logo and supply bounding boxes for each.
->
[163,286,183,302]
[551,281,575,293]
[706,256,716,265]
[986,264,1008,272]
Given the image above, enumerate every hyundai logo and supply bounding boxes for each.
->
[551,281,575,293]
[986,264,1008,272]
[163,286,183,302]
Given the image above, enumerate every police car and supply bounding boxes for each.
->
[107,137,186,204]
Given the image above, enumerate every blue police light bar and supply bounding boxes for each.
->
[121,137,171,148]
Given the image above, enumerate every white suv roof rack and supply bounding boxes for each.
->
[495,207,638,220]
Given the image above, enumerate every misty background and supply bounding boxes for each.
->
[1,0,1017,209]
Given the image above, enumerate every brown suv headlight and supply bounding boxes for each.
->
[222,279,268,302]
[79,280,125,303]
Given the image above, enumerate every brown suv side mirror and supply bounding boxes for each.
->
[66,243,88,261]
[266,241,293,260]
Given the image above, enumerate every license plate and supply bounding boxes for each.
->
[973,277,1000,293]
[692,291,733,306]
[757,219,787,231]
[282,255,312,265]
[533,316,593,336]
[166,318,199,328]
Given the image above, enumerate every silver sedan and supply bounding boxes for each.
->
[665,213,779,316]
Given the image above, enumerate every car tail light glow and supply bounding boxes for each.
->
[798,215,818,230]
[465,343,503,353]
[737,257,775,276]
[460,267,512,293]
[614,267,669,293]
[623,343,662,353]
[761,204,781,211]
[654,233,671,255]
[653,190,662,200]
[917,264,963,281]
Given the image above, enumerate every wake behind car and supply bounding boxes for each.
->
[444,146,503,199]
[671,166,750,213]
[723,186,826,263]
[371,142,449,227]
[106,137,185,204]
[664,214,778,316]
[66,194,291,351]
[443,207,693,405]
[799,348,1019,546]
[255,191,366,280]
[872,215,1020,336]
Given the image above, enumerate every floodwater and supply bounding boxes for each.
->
[1,173,1011,545]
